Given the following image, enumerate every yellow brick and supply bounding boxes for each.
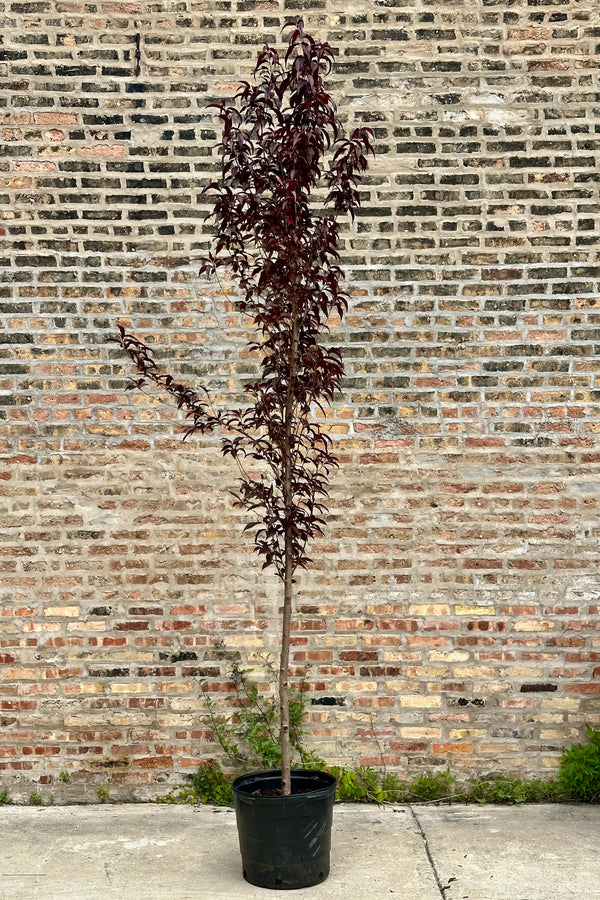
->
[400,727,443,739]
[541,757,561,770]
[44,606,80,617]
[401,695,442,708]
[247,652,277,665]
[321,636,358,648]
[405,666,449,678]
[158,714,191,726]
[109,683,148,694]
[112,714,145,726]
[386,680,418,692]
[449,729,487,739]
[157,683,194,694]
[67,622,105,632]
[335,681,377,692]
[476,682,512,694]
[455,605,495,616]
[454,666,495,678]
[541,697,579,710]
[430,650,470,662]
[409,604,451,616]
[65,715,106,727]
[116,652,153,662]
[513,619,555,632]
[504,667,541,678]
[479,742,519,754]
[1,667,36,680]
[336,712,373,725]
[221,635,265,648]
[540,729,564,740]
[530,713,564,724]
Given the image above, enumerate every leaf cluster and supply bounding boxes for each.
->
[114,19,373,579]
[464,775,561,805]
[202,659,311,771]
[191,759,235,807]
[330,765,407,804]
[558,724,600,802]
[156,759,234,808]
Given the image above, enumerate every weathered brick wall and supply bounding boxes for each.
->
[1,0,600,799]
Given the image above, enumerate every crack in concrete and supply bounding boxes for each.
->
[409,805,449,900]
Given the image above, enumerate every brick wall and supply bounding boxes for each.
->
[1,0,600,799]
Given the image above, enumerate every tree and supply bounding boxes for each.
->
[116,19,373,795]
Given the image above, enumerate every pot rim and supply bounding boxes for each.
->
[232,768,336,803]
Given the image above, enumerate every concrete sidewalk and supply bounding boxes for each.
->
[1,803,598,900]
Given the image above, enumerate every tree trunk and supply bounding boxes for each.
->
[279,285,299,796]
[279,531,293,795]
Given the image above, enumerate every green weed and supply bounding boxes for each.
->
[409,769,455,802]
[464,775,561,805]
[202,657,312,771]
[559,725,600,802]
[190,759,234,807]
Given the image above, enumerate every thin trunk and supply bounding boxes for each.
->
[279,532,293,795]
[279,286,299,796]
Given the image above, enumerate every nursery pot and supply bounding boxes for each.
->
[232,769,337,890]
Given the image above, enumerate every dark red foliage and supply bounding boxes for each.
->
[115,19,373,580]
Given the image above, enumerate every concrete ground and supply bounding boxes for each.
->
[0,803,598,900]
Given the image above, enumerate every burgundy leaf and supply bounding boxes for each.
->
[115,19,371,579]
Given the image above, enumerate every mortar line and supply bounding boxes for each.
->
[409,805,447,899]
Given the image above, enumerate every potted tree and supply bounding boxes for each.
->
[115,19,373,890]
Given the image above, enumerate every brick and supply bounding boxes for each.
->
[433,742,474,754]
[400,696,442,708]
[400,728,443,740]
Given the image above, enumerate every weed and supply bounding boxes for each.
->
[59,771,70,784]
[202,658,314,772]
[328,766,406,804]
[0,789,11,806]
[465,775,561,805]
[190,760,234,807]
[156,784,197,806]
[330,766,380,803]
[382,772,409,802]
[29,791,43,806]
[96,786,110,803]
[157,761,234,807]
[409,770,455,802]
[559,725,600,802]
[522,777,562,803]
[158,759,566,809]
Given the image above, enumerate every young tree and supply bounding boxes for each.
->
[116,19,373,795]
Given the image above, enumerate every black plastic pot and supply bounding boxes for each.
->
[232,769,337,890]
